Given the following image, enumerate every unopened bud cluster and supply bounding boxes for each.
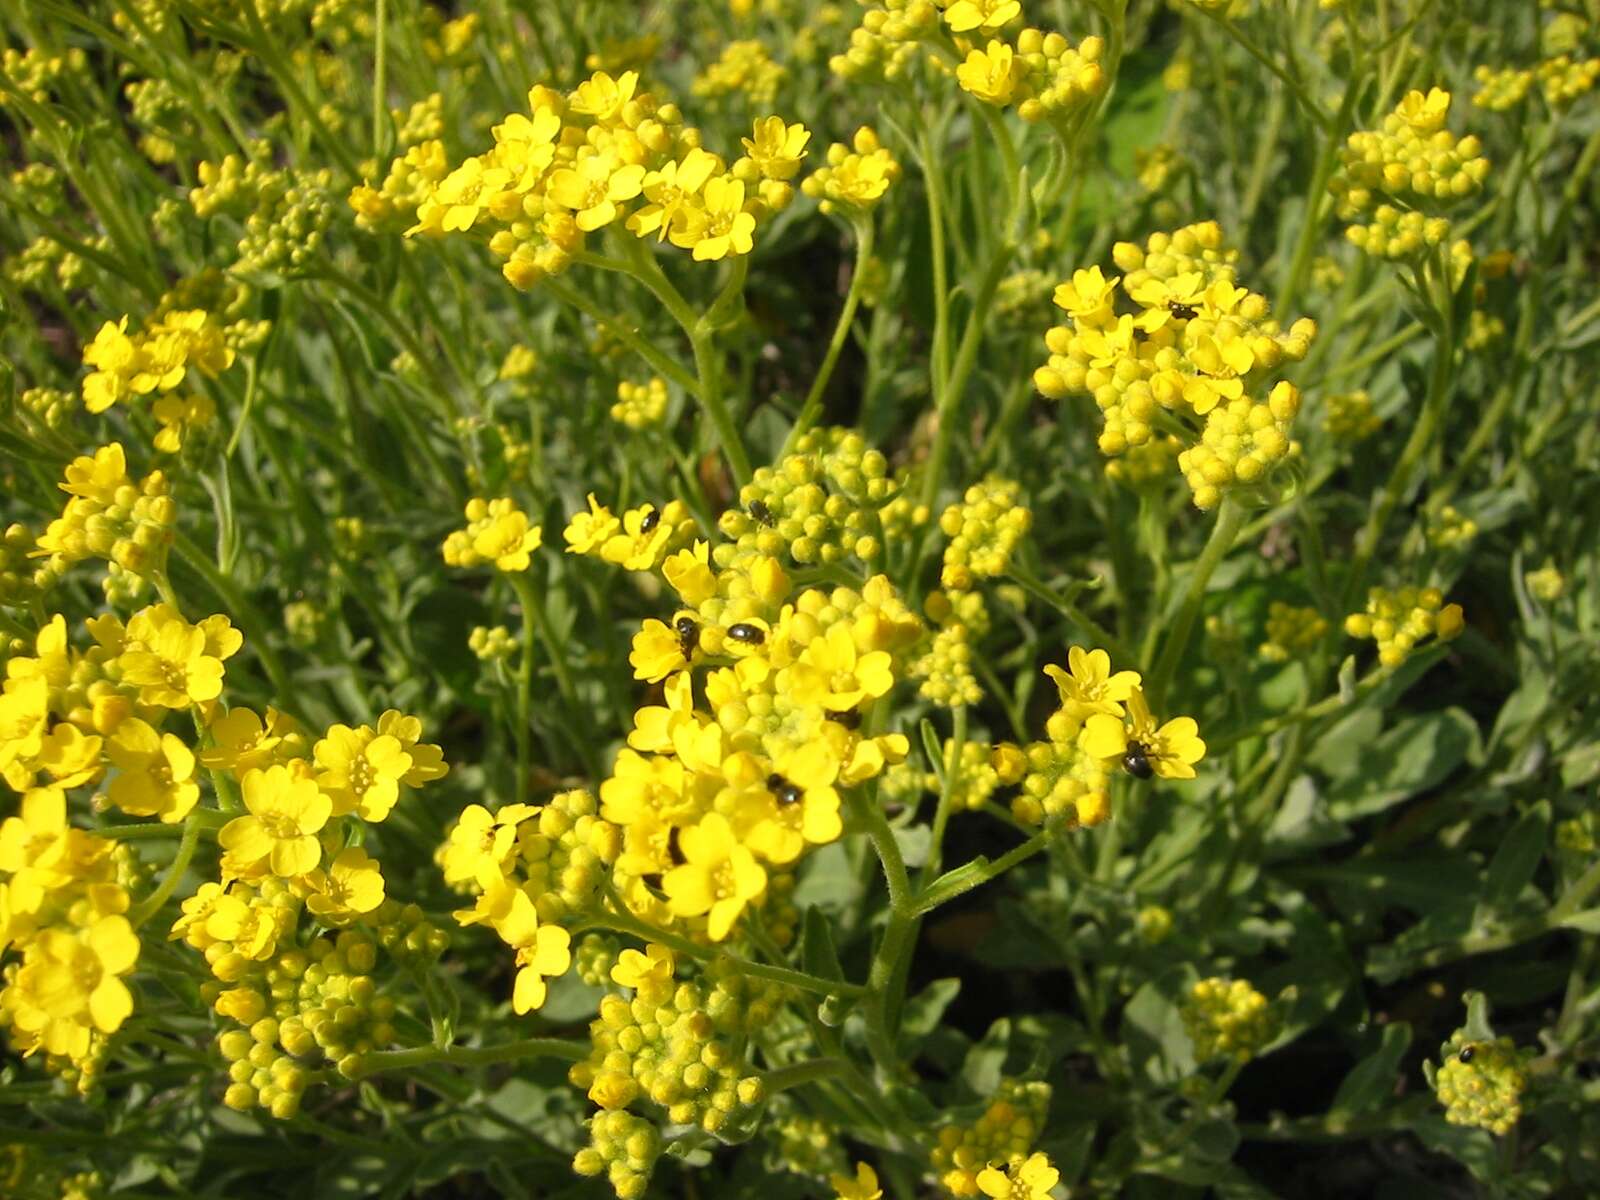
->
[1344,585,1465,667]
[35,444,175,581]
[1178,380,1301,511]
[1322,389,1380,441]
[1181,977,1277,1063]
[955,32,1107,123]
[717,428,897,567]
[1434,1036,1531,1136]
[1259,602,1328,662]
[611,377,670,430]
[938,477,1031,591]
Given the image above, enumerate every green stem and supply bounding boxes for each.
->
[912,832,1050,916]
[919,705,965,889]
[348,1037,587,1080]
[760,1057,849,1094]
[783,218,874,454]
[918,237,1018,508]
[128,811,203,928]
[1008,563,1138,666]
[171,532,294,702]
[542,278,699,395]
[1147,499,1246,707]
[1203,12,1333,131]
[372,0,388,162]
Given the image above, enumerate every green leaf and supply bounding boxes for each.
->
[1330,1022,1412,1118]
[1323,708,1481,820]
[899,978,961,1052]
[962,1017,1012,1096]
[800,906,844,982]
[1121,964,1199,1085]
[1461,990,1496,1041]
[1479,801,1550,917]
[1191,1117,1241,1162]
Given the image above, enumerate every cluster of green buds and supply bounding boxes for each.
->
[1344,585,1465,667]
[1322,389,1380,441]
[1181,976,1278,1063]
[0,523,61,608]
[1259,602,1328,662]
[937,477,1031,591]
[830,0,936,83]
[717,428,898,567]
[1432,1035,1532,1136]
[570,948,778,1197]
[468,624,516,661]
[611,376,670,430]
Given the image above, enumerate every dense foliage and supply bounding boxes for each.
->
[2,1,1600,1197]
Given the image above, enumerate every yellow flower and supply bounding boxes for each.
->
[1396,86,1451,133]
[630,618,692,683]
[736,742,843,864]
[313,723,413,821]
[671,174,756,262]
[741,116,810,181]
[789,623,895,712]
[198,706,307,775]
[546,153,646,232]
[1052,266,1120,327]
[117,605,240,707]
[439,802,536,889]
[957,41,1027,106]
[457,878,571,1012]
[219,764,332,879]
[8,916,140,1062]
[81,318,137,413]
[568,70,638,124]
[1082,687,1206,780]
[976,1152,1059,1200]
[106,717,199,823]
[662,812,767,940]
[942,0,1021,33]
[443,497,543,571]
[0,676,50,792]
[1042,646,1141,720]
[630,149,723,242]
[610,942,674,991]
[375,709,448,785]
[304,846,386,924]
[831,1163,883,1200]
[564,493,623,555]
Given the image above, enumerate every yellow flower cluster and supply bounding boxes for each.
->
[692,40,788,106]
[0,788,139,1078]
[800,127,902,216]
[1526,562,1565,602]
[1328,88,1489,259]
[1435,1035,1531,1136]
[1322,388,1381,441]
[573,1108,663,1199]
[930,1077,1050,1197]
[468,624,516,661]
[190,151,336,278]
[1472,64,1535,111]
[409,70,809,287]
[611,376,670,430]
[938,477,1032,591]
[1035,222,1315,507]
[566,497,697,573]
[1005,646,1206,828]
[912,625,984,708]
[80,310,233,435]
[829,0,935,82]
[33,444,175,587]
[442,497,544,572]
[1539,54,1600,105]
[956,32,1107,125]
[1181,976,1277,1063]
[717,428,900,566]
[1344,585,1465,667]
[1259,602,1328,662]
[348,140,450,233]
[1105,435,1181,489]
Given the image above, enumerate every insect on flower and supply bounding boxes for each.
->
[726,622,765,646]
[766,773,802,805]
[748,499,775,527]
[1121,739,1155,779]
[674,614,700,659]
[639,505,660,533]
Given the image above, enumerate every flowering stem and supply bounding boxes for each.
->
[128,810,202,929]
[1341,248,1456,610]
[760,1057,849,1095]
[1007,563,1136,666]
[586,903,864,998]
[911,832,1050,917]
[1147,498,1246,710]
[171,532,294,703]
[542,278,699,395]
[918,236,1018,509]
[783,217,874,455]
[347,1037,588,1081]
